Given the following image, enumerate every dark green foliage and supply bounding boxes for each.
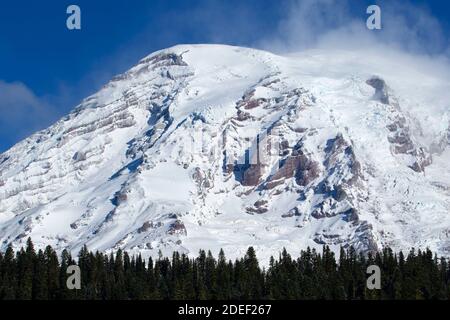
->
[0,238,449,300]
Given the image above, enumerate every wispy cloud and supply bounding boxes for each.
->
[258,0,449,56]
[0,81,60,151]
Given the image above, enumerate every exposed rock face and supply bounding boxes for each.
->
[305,132,368,249]
[246,199,269,214]
[140,52,189,68]
[386,104,432,172]
[236,110,252,122]
[72,151,87,162]
[192,167,213,194]
[324,134,362,185]
[311,198,341,219]
[137,221,153,234]
[112,190,128,206]
[242,164,264,187]
[167,220,187,236]
[367,76,390,104]
[366,76,433,173]
[266,151,320,189]
[281,207,301,218]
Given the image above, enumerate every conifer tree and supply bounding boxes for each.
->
[16,238,35,299]
[0,246,17,299]
[45,245,59,300]
[0,238,449,301]
[216,249,231,299]
[32,250,48,300]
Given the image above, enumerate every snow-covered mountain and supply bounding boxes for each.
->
[1,44,449,262]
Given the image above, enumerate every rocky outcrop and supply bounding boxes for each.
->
[72,151,87,162]
[242,164,264,187]
[265,141,320,189]
[193,167,212,190]
[167,220,187,236]
[366,76,390,104]
[366,76,432,173]
[281,207,301,218]
[236,110,252,122]
[142,52,188,68]
[111,189,128,206]
[324,134,362,186]
[137,221,153,234]
[246,199,269,214]
[268,153,319,188]
[387,115,432,172]
[311,199,356,220]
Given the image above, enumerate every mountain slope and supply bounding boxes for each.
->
[0,44,449,262]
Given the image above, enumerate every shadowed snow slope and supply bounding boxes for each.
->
[0,44,449,263]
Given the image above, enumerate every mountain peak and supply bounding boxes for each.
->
[0,45,449,263]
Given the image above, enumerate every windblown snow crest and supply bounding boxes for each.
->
[0,44,449,263]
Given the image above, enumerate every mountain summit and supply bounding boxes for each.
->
[0,44,449,262]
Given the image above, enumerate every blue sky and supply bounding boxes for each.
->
[0,0,449,152]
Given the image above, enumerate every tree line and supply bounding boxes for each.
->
[0,238,449,300]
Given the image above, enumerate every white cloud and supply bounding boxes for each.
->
[0,81,58,149]
[258,0,449,56]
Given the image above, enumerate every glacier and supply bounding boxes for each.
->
[0,44,449,263]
